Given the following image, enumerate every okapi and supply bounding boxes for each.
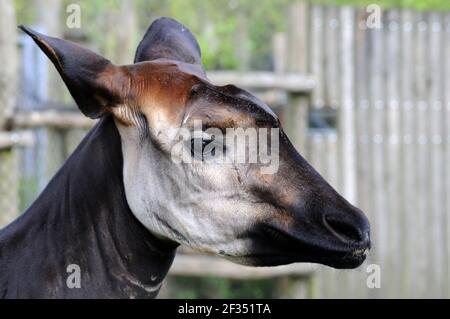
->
[0,18,370,298]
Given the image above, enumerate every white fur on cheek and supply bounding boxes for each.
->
[114,120,262,258]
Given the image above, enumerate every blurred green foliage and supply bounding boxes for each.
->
[134,0,291,69]
[14,0,450,70]
[14,0,291,69]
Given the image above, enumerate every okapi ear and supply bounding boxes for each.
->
[19,25,129,119]
[135,17,206,76]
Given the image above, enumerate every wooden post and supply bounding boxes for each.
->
[444,12,450,298]
[275,2,311,298]
[410,11,428,298]
[272,33,287,75]
[0,0,18,129]
[338,6,357,205]
[445,12,450,299]
[236,9,250,71]
[114,0,137,65]
[369,5,387,300]
[310,5,325,109]
[427,11,445,297]
[31,0,66,192]
[324,6,340,110]
[0,0,19,227]
[283,2,311,154]
[385,9,401,298]
[34,0,64,103]
[337,6,362,298]
[103,0,137,65]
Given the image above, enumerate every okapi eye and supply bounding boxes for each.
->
[190,137,212,160]
[189,135,224,161]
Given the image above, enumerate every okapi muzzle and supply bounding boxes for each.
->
[2,17,370,298]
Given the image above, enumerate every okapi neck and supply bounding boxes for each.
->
[0,115,177,298]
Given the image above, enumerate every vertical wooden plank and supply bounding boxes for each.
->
[33,0,64,102]
[428,12,446,297]
[284,2,310,154]
[399,9,417,298]
[368,6,387,299]
[17,33,48,208]
[283,2,312,294]
[444,13,450,298]
[339,6,357,205]
[325,131,339,190]
[310,4,325,109]
[339,6,361,298]
[110,0,138,65]
[400,10,420,297]
[355,7,379,299]
[324,6,341,110]
[314,5,345,299]
[310,5,342,299]
[323,130,340,298]
[0,0,19,227]
[287,2,309,73]
[385,9,402,298]
[309,130,338,299]
[284,92,309,156]
[272,33,287,74]
[414,12,431,298]
[0,150,19,227]
[309,132,326,175]
[355,8,372,266]
[33,1,66,191]
[0,0,18,128]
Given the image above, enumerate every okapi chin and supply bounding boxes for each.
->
[0,17,370,298]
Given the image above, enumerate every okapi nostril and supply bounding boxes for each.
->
[324,215,364,243]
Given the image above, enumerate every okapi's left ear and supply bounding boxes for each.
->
[19,26,129,119]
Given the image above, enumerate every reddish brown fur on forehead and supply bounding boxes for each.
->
[120,60,203,126]
[115,60,277,131]
[135,63,198,103]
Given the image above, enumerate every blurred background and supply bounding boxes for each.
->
[0,0,449,298]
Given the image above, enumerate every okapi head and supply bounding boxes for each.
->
[20,17,370,269]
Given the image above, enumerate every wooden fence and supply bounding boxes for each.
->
[303,4,450,298]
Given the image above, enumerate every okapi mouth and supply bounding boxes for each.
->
[247,223,370,269]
